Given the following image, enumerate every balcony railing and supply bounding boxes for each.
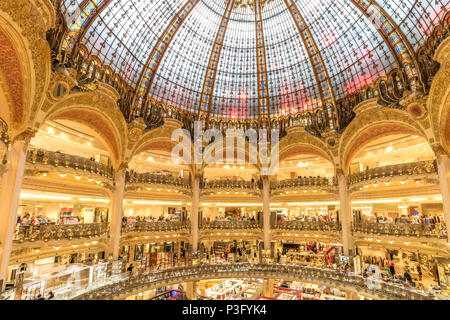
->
[352,222,447,239]
[201,220,260,230]
[349,160,437,185]
[125,172,191,189]
[121,221,190,233]
[202,179,258,191]
[72,263,433,300]
[276,221,342,232]
[26,148,114,180]
[271,176,336,191]
[13,222,109,243]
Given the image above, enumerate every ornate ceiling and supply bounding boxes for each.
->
[61,0,448,120]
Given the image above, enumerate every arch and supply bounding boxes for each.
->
[201,140,261,172]
[428,37,450,154]
[0,1,51,136]
[40,91,127,168]
[279,131,335,168]
[0,11,34,133]
[127,126,193,163]
[440,88,450,153]
[339,108,429,174]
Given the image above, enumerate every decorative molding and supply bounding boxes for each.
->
[283,0,336,111]
[133,0,201,115]
[198,0,235,119]
[254,0,270,122]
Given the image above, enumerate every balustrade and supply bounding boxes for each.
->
[13,222,109,243]
[122,220,190,233]
[276,221,341,232]
[203,179,257,191]
[272,176,336,191]
[352,222,447,239]
[71,263,433,300]
[201,220,260,230]
[349,161,437,185]
[26,148,114,180]
[126,172,191,189]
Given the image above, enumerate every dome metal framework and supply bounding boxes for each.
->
[57,0,448,129]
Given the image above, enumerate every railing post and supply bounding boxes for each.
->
[108,165,126,260]
[0,132,33,291]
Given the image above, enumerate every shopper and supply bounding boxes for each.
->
[21,214,31,225]
[388,260,395,276]
[47,291,54,300]
[127,264,134,276]
[404,269,413,284]
[417,265,422,281]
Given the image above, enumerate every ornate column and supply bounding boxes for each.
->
[191,174,201,252]
[128,244,135,264]
[345,290,359,300]
[337,170,353,256]
[262,176,271,251]
[435,151,450,242]
[262,279,274,298]
[0,130,34,290]
[108,163,126,260]
[185,281,198,300]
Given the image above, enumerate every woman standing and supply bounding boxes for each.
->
[388,260,395,276]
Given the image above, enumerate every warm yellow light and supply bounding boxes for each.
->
[20,193,71,200]
[79,198,110,203]
[287,201,340,206]
[132,201,182,206]
[352,199,401,204]
[409,198,426,202]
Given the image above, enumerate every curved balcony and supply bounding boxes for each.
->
[13,222,109,243]
[349,160,438,186]
[26,148,114,180]
[125,172,191,191]
[72,263,432,300]
[201,220,260,230]
[202,179,258,192]
[275,221,341,232]
[352,222,448,239]
[271,176,337,192]
[121,221,190,233]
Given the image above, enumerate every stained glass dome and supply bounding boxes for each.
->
[60,0,448,120]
